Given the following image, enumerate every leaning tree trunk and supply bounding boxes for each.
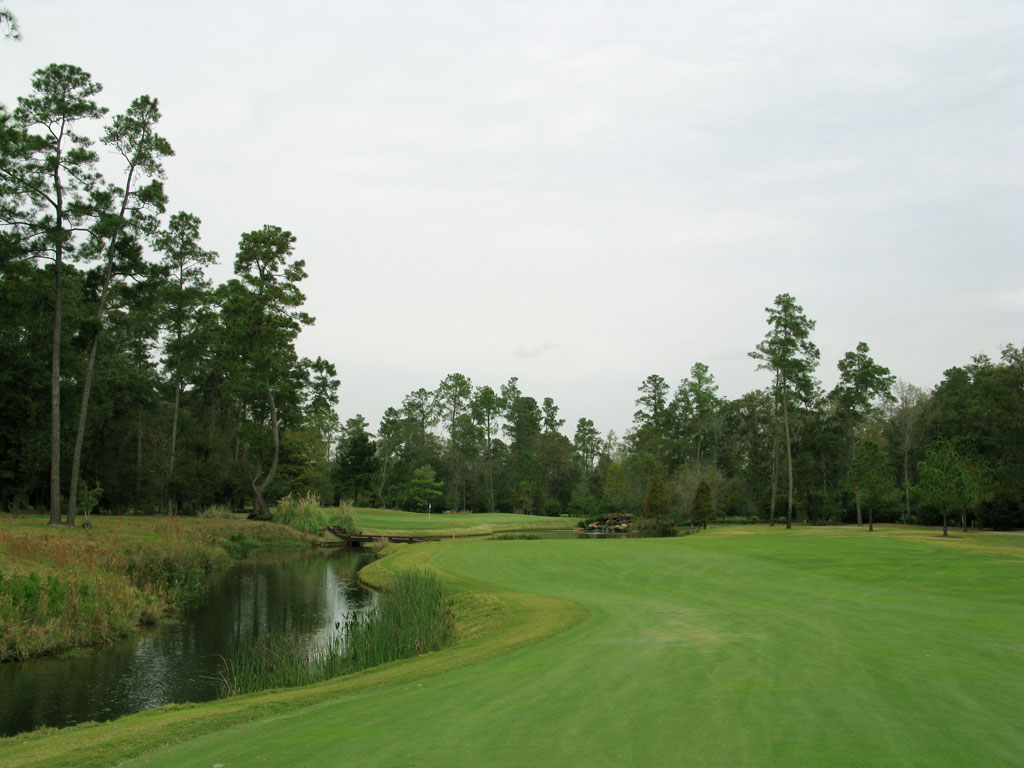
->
[66,325,103,526]
[66,169,133,526]
[251,382,280,520]
[65,236,117,526]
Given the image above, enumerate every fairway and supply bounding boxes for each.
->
[111,528,1023,768]
[4,528,1019,768]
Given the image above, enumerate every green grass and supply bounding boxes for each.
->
[351,508,572,537]
[3,526,1022,767]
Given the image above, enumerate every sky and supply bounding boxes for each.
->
[2,1,1022,438]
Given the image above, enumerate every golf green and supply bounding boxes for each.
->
[123,528,1023,767]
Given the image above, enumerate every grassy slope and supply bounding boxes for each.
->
[0,541,583,768]
[351,508,572,537]
[0,514,309,660]
[4,526,1023,767]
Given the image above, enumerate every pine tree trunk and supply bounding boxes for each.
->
[135,412,143,506]
[769,387,779,527]
[486,426,496,515]
[782,386,794,529]
[903,448,911,523]
[167,379,181,516]
[851,432,862,526]
[48,157,65,526]
[49,246,63,525]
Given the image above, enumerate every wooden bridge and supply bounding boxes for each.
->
[325,527,437,546]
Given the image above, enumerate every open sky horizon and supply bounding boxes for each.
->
[3,1,1021,438]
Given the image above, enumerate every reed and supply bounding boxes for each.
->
[272,494,360,536]
[219,569,454,697]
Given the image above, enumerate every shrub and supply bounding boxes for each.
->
[543,498,562,517]
[198,504,235,520]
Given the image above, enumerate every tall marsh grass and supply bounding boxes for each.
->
[219,569,454,697]
[273,493,359,536]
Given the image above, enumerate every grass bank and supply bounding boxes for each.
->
[0,514,308,661]
[4,526,1022,767]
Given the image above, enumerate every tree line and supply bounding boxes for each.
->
[2,64,1020,532]
[0,63,340,521]
[335,296,1022,532]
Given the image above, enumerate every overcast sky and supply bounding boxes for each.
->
[3,1,1022,437]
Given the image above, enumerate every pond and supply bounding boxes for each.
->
[487,529,630,540]
[0,547,375,737]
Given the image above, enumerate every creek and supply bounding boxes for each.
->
[0,547,375,737]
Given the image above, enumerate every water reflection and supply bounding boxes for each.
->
[0,547,374,737]
[487,530,630,540]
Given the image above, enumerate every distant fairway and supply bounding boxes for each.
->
[6,527,1022,767]
[351,507,572,537]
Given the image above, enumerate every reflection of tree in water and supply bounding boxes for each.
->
[0,548,375,737]
[227,549,374,646]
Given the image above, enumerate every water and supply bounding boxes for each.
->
[487,529,630,540]
[0,547,375,737]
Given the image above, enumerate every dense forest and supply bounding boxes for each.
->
[343,334,1023,532]
[1,62,1022,530]
[0,63,339,523]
